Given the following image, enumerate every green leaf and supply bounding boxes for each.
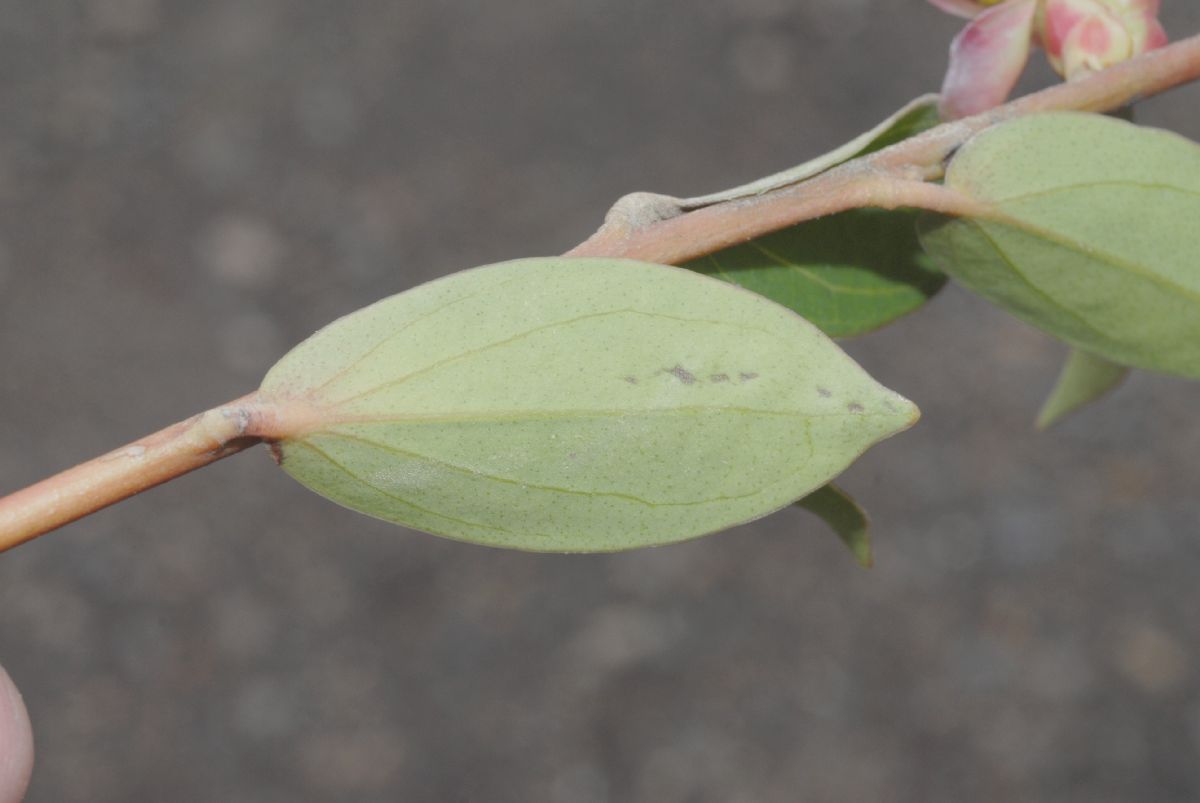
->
[919,112,1200,379]
[686,209,947,338]
[1036,348,1129,430]
[681,96,947,338]
[258,257,918,552]
[796,483,872,568]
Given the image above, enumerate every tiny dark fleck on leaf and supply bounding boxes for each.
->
[667,364,697,384]
[710,373,730,383]
[848,402,865,413]
[817,387,832,398]
[739,372,759,383]
[624,376,639,385]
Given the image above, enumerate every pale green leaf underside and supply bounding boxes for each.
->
[683,96,946,338]
[260,258,918,552]
[1036,348,1129,430]
[920,112,1200,379]
[796,484,872,567]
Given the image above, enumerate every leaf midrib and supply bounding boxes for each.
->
[295,404,903,431]
[970,184,1200,307]
[318,307,787,406]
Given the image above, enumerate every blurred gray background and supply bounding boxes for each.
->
[2,2,1199,801]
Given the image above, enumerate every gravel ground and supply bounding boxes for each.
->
[2,2,1199,801]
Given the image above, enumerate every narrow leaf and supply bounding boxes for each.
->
[258,258,918,552]
[796,484,872,568]
[681,95,941,208]
[919,112,1200,379]
[1036,348,1129,430]
[598,96,942,236]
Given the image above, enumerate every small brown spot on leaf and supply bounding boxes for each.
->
[710,373,730,383]
[624,376,639,385]
[847,402,865,413]
[739,372,759,383]
[667,365,697,384]
[817,387,832,398]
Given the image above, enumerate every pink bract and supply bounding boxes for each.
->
[939,0,1038,118]
[930,0,1168,118]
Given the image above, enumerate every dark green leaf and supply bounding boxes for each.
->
[686,209,946,338]
[796,483,872,567]
[681,97,946,338]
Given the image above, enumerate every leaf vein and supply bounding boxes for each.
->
[744,241,914,298]
[330,308,783,406]
[970,223,1116,345]
[990,179,1200,206]
[290,439,521,536]
[309,272,531,398]
[310,406,900,428]
[977,207,1200,308]
[319,429,765,509]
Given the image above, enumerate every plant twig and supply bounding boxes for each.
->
[0,395,273,553]
[567,32,1200,265]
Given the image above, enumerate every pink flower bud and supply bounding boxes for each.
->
[1038,0,1168,78]
[928,0,1167,116]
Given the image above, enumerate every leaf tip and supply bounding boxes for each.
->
[795,484,873,568]
[851,538,875,570]
[887,391,923,435]
[1035,349,1130,431]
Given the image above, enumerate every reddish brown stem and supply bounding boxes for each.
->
[568,33,1200,264]
[0,395,275,553]
[569,174,978,265]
